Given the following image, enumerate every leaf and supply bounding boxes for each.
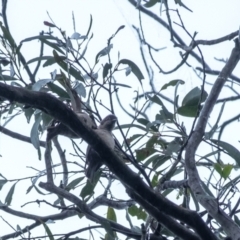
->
[41,112,52,131]
[80,173,100,200]
[47,82,69,99]
[43,56,67,67]
[211,139,240,166]
[214,163,222,176]
[86,15,93,38]
[234,215,240,227]
[0,24,16,48]
[107,207,117,222]
[0,75,18,81]
[177,105,200,117]
[103,63,112,79]
[182,87,208,107]
[41,38,65,54]
[21,35,58,44]
[73,82,86,98]
[152,155,170,170]
[144,0,159,8]
[119,59,144,85]
[174,0,193,12]
[30,113,42,149]
[95,44,113,63]
[24,107,34,123]
[100,221,115,239]
[65,177,84,191]
[26,56,52,65]
[149,95,173,120]
[41,221,55,240]
[53,50,85,82]
[222,164,233,180]
[78,33,93,60]
[136,148,156,161]
[71,32,82,40]
[161,79,185,91]
[112,82,132,89]
[32,79,53,91]
[5,182,17,205]
[43,21,56,28]
[0,179,7,190]
[128,205,147,220]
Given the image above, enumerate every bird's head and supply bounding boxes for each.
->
[99,114,117,131]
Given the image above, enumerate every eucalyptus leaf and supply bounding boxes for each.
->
[211,139,240,166]
[30,114,42,149]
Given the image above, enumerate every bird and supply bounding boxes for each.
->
[47,112,96,141]
[85,114,117,182]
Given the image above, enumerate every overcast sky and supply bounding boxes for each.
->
[1,0,240,238]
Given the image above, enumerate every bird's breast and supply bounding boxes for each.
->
[95,129,115,149]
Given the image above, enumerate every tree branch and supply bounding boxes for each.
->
[185,39,240,239]
[0,82,218,238]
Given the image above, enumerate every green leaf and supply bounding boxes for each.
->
[119,59,144,85]
[136,148,156,161]
[222,164,233,180]
[152,155,170,170]
[80,173,100,200]
[128,205,147,220]
[0,24,16,48]
[0,179,7,190]
[214,163,223,176]
[41,221,55,240]
[30,113,42,149]
[41,38,65,54]
[144,0,159,7]
[41,112,52,131]
[24,107,34,123]
[111,82,131,88]
[0,75,18,81]
[211,139,240,166]
[5,182,17,205]
[43,56,66,67]
[47,82,69,99]
[100,221,115,239]
[53,50,84,82]
[86,15,93,38]
[107,207,117,222]
[95,44,113,63]
[161,79,185,91]
[177,105,199,117]
[128,205,138,216]
[66,177,84,191]
[182,87,208,106]
[234,215,240,227]
[26,56,53,65]
[103,63,112,79]
[43,21,56,28]
[149,95,173,120]
[151,174,158,187]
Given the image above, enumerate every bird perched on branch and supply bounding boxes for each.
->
[85,114,117,182]
[47,112,96,141]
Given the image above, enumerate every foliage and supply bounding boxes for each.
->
[0,1,240,240]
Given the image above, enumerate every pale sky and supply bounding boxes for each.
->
[1,0,240,238]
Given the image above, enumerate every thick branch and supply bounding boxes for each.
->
[185,40,240,239]
[0,83,215,238]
